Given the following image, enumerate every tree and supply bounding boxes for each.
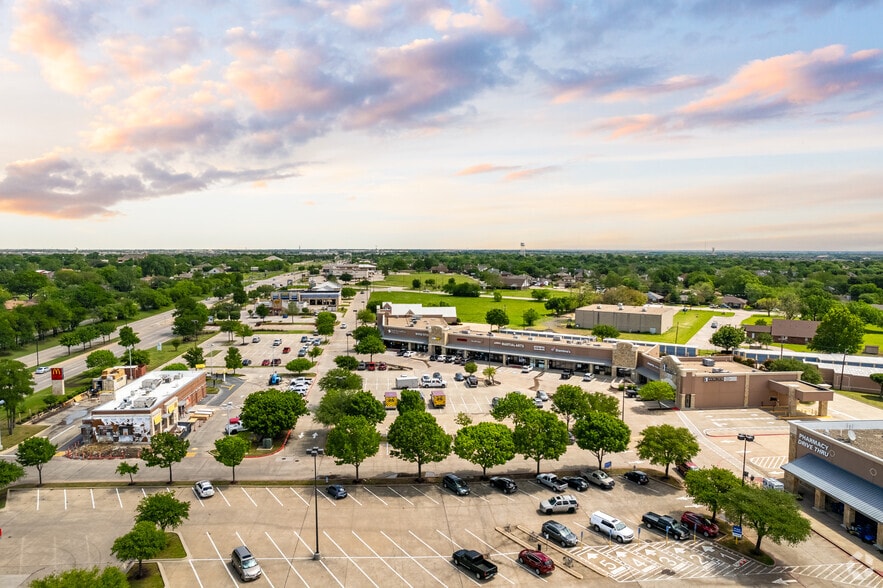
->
[241,389,308,439]
[341,286,357,299]
[550,385,589,430]
[755,297,779,316]
[388,410,451,481]
[118,326,140,363]
[235,322,254,344]
[513,410,569,474]
[288,357,317,373]
[397,389,426,414]
[485,308,509,331]
[344,391,386,426]
[315,311,337,335]
[333,355,359,370]
[136,490,191,531]
[572,412,631,470]
[213,435,250,483]
[592,324,620,340]
[354,335,386,360]
[16,437,57,486]
[140,432,190,484]
[352,325,380,341]
[0,359,33,434]
[225,346,243,372]
[0,460,25,488]
[86,350,117,370]
[756,332,774,348]
[29,566,128,588]
[318,368,363,392]
[491,392,537,424]
[522,308,540,327]
[584,391,620,418]
[809,305,866,387]
[412,278,421,289]
[766,358,822,384]
[871,373,883,397]
[531,289,551,301]
[482,366,497,384]
[683,466,740,522]
[325,415,381,481]
[182,346,204,369]
[636,424,700,477]
[709,325,746,353]
[58,332,79,355]
[453,422,515,477]
[111,521,167,579]
[116,461,139,485]
[356,309,376,325]
[171,296,209,340]
[638,381,676,408]
[463,361,478,375]
[722,485,812,555]
[493,290,503,302]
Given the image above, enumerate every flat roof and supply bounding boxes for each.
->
[793,420,883,460]
[576,303,671,315]
[680,358,760,374]
[95,370,203,413]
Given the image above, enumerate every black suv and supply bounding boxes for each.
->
[489,476,518,494]
[541,520,578,547]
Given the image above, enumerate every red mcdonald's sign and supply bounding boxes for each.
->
[50,368,64,381]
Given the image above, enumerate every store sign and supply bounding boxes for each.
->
[797,432,830,458]
[50,367,64,381]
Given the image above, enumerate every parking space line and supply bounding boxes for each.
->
[363,487,388,506]
[240,487,257,507]
[317,489,337,506]
[409,486,439,504]
[216,487,231,507]
[265,487,284,507]
[188,560,205,588]
[265,531,310,587]
[236,531,275,588]
[289,487,310,506]
[348,493,363,506]
[64,489,68,510]
[387,487,414,506]
[292,530,314,557]
[408,530,482,586]
[205,531,239,585]
[89,488,95,509]
[352,531,413,588]
[456,529,518,585]
[323,531,378,588]
[115,488,123,509]
[380,530,449,587]
[141,488,148,497]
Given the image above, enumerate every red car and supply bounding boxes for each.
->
[681,511,719,537]
[517,549,554,575]
[261,359,271,366]
[282,347,291,354]
[377,362,388,371]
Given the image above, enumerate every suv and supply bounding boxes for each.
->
[272,338,282,346]
[541,520,578,547]
[443,473,470,496]
[465,375,478,388]
[252,336,261,343]
[489,477,517,494]
[231,545,262,581]
[675,461,700,477]
[681,511,719,537]
[539,494,579,514]
[590,511,634,543]
[582,469,616,489]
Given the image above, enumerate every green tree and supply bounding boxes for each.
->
[491,391,537,424]
[636,424,700,477]
[709,325,746,353]
[240,389,308,439]
[722,485,812,555]
[683,466,740,523]
[0,359,33,434]
[550,385,590,430]
[354,335,386,361]
[755,297,779,316]
[871,373,883,397]
[182,346,204,369]
[318,368,363,392]
[453,422,515,477]
[135,490,191,531]
[58,332,79,355]
[225,346,243,372]
[493,290,503,302]
[16,436,57,486]
[809,305,866,386]
[140,432,190,484]
[171,296,209,340]
[118,326,140,363]
[315,311,336,335]
[482,365,497,384]
[352,325,381,341]
[0,460,25,487]
[485,308,509,331]
[412,278,422,289]
[333,355,359,370]
[522,308,540,327]
[235,322,254,344]
[572,412,631,470]
[111,521,167,579]
[531,289,551,301]
[388,410,451,481]
[397,389,426,414]
[29,566,129,588]
[455,412,473,427]
[584,391,621,418]
[638,381,677,407]
[213,435,250,483]
[116,461,139,485]
[513,410,569,474]
[356,308,376,325]
[287,357,317,373]
[463,361,478,375]
[86,349,117,370]
[325,415,381,481]
[766,358,822,384]
[755,332,774,348]
[592,324,620,339]
[344,391,386,426]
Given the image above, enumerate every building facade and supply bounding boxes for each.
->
[574,304,676,334]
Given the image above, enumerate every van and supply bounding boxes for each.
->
[231,545,262,581]
[590,511,634,543]
[384,391,398,410]
[762,477,784,491]
[443,473,470,496]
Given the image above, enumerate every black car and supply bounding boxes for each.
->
[429,354,438,361]
[326,484,348,499]
[560,371,572,380]
[561,476,589,491]
[489,476,518,494]
[241,359,252,366]
[625,390,639,398]
[623,470,650,485]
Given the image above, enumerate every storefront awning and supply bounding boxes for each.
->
[783,455,883,522]
[636,367,660,381]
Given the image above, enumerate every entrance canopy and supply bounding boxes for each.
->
[783,455,883,522]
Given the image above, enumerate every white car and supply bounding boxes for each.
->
[35,366,50,374]
[402,350,414,358]
[536,473,568,492]
[194,480,215,499]
[340,323,347,329]
[521,365,531,373]
[535,390,549,402]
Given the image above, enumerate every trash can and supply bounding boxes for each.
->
[262,438,272,449]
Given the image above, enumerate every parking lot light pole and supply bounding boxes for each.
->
[0,399,4,448]
[346,332,351,356]
[737,433,755,485]
[307,447,323,560]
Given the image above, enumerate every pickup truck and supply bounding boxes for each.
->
[452,549,497,580]
[641,512,690,540]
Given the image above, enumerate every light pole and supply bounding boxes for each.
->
[0,399,5,448]
[306,447,323,560]
[621,385,626,421]
[35,332,40,367]
[737,433,755,485]
[345,332,352,356]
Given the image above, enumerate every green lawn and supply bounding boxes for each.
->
[374,272,479,289]
[836,390,883,411]
[369,291,548,327]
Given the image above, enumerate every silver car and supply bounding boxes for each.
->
[193,480,214,499]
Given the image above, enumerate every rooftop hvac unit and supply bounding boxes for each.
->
[702,358,716,367]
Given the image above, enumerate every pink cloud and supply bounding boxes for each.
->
[456,163,520,176]
[591,114,670,138]
[604,75,712,102]
[102,27,201,81]
[503,166,559,181]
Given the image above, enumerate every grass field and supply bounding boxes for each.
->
[375,272,479,289]
[596,310,716,345]
[369,291,549,327]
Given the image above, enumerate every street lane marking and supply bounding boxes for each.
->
[187,560,205,588]
[216,487,231,507]
[408,530,482,586]
[410,485,440,504]
[115,488,123,509]
[387,486,414,506]
[90,488,95,509]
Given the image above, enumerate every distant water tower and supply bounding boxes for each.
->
[520,242,526,256]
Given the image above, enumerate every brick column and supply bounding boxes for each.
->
[813,487,826,511]
[817,399,829,417]
[842,504,855,528]
[876,522,883,551]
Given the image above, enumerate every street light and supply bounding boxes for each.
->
[737,433,755,485]
[345,332,352,356]
[306,447,324,560]
[0,399,5,448]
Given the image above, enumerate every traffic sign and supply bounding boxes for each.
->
[733,525,742,539]
[604,461,612,469]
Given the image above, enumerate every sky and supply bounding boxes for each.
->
[1,0,882,252]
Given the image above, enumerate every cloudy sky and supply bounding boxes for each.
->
[1,0,881,251]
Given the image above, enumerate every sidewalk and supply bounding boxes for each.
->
[802,502,883,577]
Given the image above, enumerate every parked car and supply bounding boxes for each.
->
[241,359,252,366]
[340,323,347,329]
[561,476,589,491]
[193,480,214,499]
[231,545,262,582]
[582,373,595,382]
[517,549,555,575]
[454,372,464,381]
[301,335,309,343]
[282,346,291,354]
[541,520,578,547]
[710,321,719,329]
[491,397,501,408]
[489,476,517,494]
[251,336,261,343]
[443,473,470,496]
[539,494,579,514]
[261,359,270,366]
[675,461,700,477]
[535,390,549,402]
[402,351,414,358]
[642,512,690,540]
[536,473,567,492]
[272,338,282,346]
[533,397,544,408]
[429,354,438,361]
[326,484,347,499]
[35,366,50,374]
[271,358,281,366]
[624,389,640,398]
[521,365,532,373]
[452,549,497,580]
[582,469,616,489]
[623,470,650,485]
[465,375,479,388]
[357,362,367,370]
[560,372,572,380]
[377,362,388,371]
[681,511,719,537]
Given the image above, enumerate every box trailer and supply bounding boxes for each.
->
[395,375,419,389]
